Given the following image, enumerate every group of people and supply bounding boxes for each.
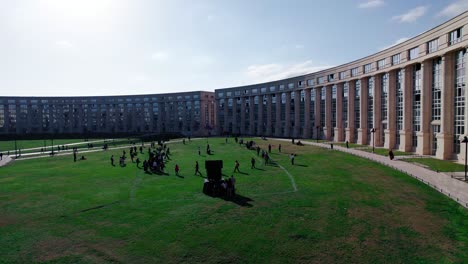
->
[203,175,236,198]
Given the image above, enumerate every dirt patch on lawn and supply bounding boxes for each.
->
[31,236,126,263]
[0,216,18,227]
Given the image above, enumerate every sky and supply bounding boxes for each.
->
[1,0,467,97]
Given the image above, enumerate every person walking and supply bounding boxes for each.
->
[346,141,349,149]
[195,161,202,176]
[233,160,240,173]
[278,144,282,153]
[175,164,180,176]
[198,146,201,156]
[290,153,295,165]
[110,155,114,166]
[251,157,256,169]
[268,144,272,153]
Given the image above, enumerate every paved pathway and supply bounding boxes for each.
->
[274,138,468,209]
[0,155,13,167]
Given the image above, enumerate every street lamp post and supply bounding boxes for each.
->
[371,128,376,153]
[462,136,468,181]
[316,125,320,143]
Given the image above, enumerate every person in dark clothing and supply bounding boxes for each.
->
[251,157,256,169]
[233,160,240,173]
[346,141,349,149]
[111,155,114,166]
[73,152,77,162]
[268,144,271,153]
[389,149,395,160]
[136,157,140,167]
[278,144,282,152]
[195,161,202,176]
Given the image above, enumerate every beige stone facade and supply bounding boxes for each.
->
[216,12,468,162]
[0,91,216,137]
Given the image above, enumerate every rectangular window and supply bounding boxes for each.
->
[339,71,346,80]
[307,79,314,86]
[252,89,258,94]
[413,64,422,148]
[364,63,372,74]
[279,85,285,90]
[261,87,267,93]
[392,54,401,65]
[449,28,463,46]
[454,50,466,153]
[288,83,294,89]
[377,59,386,70]
[269,86,275,92]
[343,82,349,128]
[409,47,419,60]
[355,80,361,141]
[368,77,374,136]
[396,70,403,146]
[226,92,232,96]
[317,77,325,84]
[381,73,388,122]
[432,58,442,121]
[328,74,335,82]
[427,38,438,54]
[351,67,358,77]
[298,81,304,87]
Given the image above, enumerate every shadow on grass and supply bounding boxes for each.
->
[255,168,266,171]
[176,174,185,178]
[295,164,308,167]
[237,171,249,175]
[224,194,254,207]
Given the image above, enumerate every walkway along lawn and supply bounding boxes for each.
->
[0,137,466,263]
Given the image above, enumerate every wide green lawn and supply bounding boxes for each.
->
[0,138,466,263]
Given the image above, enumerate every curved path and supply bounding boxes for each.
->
[274,138,468,209]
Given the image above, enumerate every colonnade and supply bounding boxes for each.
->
[219,50,467,161]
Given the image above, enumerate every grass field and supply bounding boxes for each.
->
[402,157,466,172]
[0,138,467,263]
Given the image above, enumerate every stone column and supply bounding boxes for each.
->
[358,78,368,145]
[266,94,272,136]
[324,86,332,140]
[399,66,413,152]
[346,81,356,142]
[417,60,432,155]
[335,83,344,142]
[385,71,397,149]
[294,91,301,138]
[249,96,255,135]
[240,97,246,135]
[315,87,321,139]
[284,92,291,138]
[257,95,264,136]
[374,75,382,147]
[303,89,311,138]
[436,54,455,159]
[275,93,282,137]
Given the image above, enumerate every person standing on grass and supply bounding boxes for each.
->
[346,141,349,149]
[73,151,77,162]
[136,157,140,168]
[278,144,282,153]
[290,153,295,165]
[198,146,201,156]
[195,161,202,176]
[268,144,272,153]
[233,160,240,173]
[251,157,256,169]
[111,155,114,166]
[175,164,180,176]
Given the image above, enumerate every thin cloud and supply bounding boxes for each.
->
[295,44,304,49]
[438,0,468,17]
[358,0,384,9]
[55,40,73,49]
[246,60,333,83]
[151,51,169,61]
[392,6,429,23]
[379,37,409,51]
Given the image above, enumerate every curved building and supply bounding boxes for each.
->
[215,12,468,162]
[0,91,216,138]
